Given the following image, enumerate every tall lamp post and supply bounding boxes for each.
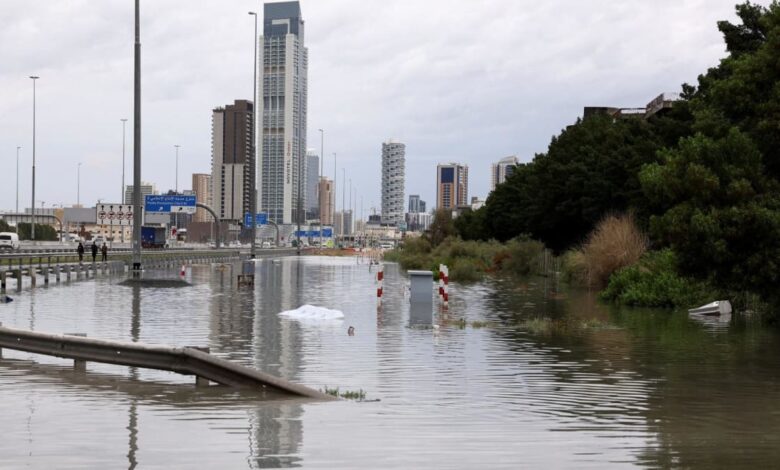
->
[318,128,324,249]
[131,0,143,273]
[333,152,337,246]
[15,146,21,214]
[77,162,82,206]
[174,144,180,193]
[30,75,39,241]
[249,11,258,259]
[121,118,128,243]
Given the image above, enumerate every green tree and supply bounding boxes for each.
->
[427,209,455,247]
[454,207,488,241]
[640,129,780,303]
[484,115,669,252]
[0,220,14,233]
[16,223,57,241]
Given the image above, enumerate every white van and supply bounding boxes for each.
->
[0,232,20,251]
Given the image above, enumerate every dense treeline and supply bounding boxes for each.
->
[453,2,780,318]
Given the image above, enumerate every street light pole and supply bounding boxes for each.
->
[15,146,21,214]
[174,144,180,193]
[30,75,39,241]
[249,11,258,259]
[77,162,82,206]
[121,118,127,243]
[318,128,324,249]
[131,0,143,273]
[333,152,336,245]
[342,167,346,239]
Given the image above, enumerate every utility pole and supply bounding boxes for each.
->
[333,152,337,245]
[121,118,127,243]
[249,11,258,259]
[318,128,324,250]
[30,76,39,241]
[131,0,143,273]
[15,146,21,214]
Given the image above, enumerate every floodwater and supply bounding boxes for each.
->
[1,256,780,469]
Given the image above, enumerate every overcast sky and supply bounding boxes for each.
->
[0,0,762,217]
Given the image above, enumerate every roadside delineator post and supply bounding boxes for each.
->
[442,264,449,309]
[377,264,384,307]
[180,264,186,277]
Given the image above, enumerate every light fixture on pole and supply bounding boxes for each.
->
[318,128,324,249]
[249,11,258,259]
[174,144,180,193]
[77,162,82,206]
[30,75,39,241]
[15,146,21,214]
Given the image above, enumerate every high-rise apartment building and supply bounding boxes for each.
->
[258,1,308,225]
[408,195,426,214]
[437,163,468,210]
[318,177,333,225]
[192,173,212,222]
[211,99,254,222]
[306,150,319,219]
[381,140,405,225]
[125,182,157,205]
[490,155,518,192]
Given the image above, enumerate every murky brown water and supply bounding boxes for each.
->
[1,256,779,468]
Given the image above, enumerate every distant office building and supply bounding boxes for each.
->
[258,1,308,225]
[470,196,485,210]
[583,92,681,121]
[408,195,420,213]
[318,177,333,225]
[306,150,319,219]
[437,163,468,210]
[405,212,433,232]
[381,140,405,225]
[490,155,518,192]
[334,210,353,236]
[420,200,427,213]
[124,182,157,205]
[211,99,254,222]
[192,173,212,222]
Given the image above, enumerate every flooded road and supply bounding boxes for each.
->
[1,256,779,468]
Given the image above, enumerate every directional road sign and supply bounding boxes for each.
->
[244,212,268,227]
[145,195,197,214]
[96,203,137,226]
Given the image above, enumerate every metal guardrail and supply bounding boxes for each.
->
[0,323,331,399]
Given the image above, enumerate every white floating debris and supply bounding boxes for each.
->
[688,300,732,316]
[278,304,344,321]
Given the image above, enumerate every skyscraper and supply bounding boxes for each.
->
[306,149,319,219]
[490,155,518,192]
[318,177,333,225]
[258,1,308,225]
[192,173,212,222]
[408,194,421,213]
[211,99,254,221]
[437,163,468,210]
[124,182,156,205]
[381,140,405,225]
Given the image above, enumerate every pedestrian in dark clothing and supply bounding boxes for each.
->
[91,242,98,263]
[101,243,108,262]
[77,242,84,263]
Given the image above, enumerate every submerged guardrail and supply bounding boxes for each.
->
[0,324,331,400]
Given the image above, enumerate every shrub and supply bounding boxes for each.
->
[581,213,647,288]
[601,249,718,308]
[560,249,588,285]
[500,237,545,276]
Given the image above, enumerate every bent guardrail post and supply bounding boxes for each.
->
[0,325,332,399]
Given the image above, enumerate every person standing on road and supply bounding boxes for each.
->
[101,243,108,262]
[91,241,98,263]
[77,242,85,263]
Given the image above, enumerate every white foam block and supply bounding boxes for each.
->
[278,304,345,321]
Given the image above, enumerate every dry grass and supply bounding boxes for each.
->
[581,213,648,288]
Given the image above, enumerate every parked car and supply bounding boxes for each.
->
[261,241,272,249]
[87,236,106,247]
[0,232,20,251]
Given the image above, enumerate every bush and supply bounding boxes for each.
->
[500,237,545,276]
[448,257,484,282]
[601,249,718,308]
[581,213,647,288]
[560,249,588,285]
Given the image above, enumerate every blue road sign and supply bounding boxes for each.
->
[145,195,197,213]
[244,212,268,227]
[294,228,333,238]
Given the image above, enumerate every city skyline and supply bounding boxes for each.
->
[0,1,758,213]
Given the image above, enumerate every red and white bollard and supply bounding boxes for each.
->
[377,264,384,307]
[442,265,449,309]
[180,264,186,277]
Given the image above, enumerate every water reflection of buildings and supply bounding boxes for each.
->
[207,261,305,467]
